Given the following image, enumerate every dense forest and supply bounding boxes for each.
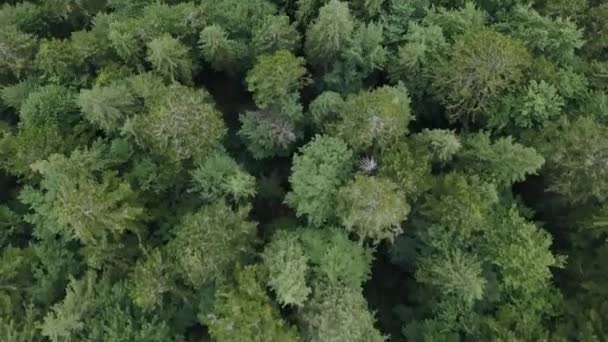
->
[0,0,607,340]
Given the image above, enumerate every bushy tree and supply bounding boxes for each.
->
[238,109,302,159]
[388,23,448,97]
[190,153,256,203]
[336,175,409,244]
[77,83,136,132]
[20,145,144,245]
[262,230,311,306]
[167,202,257,288]
[286,135,353,226]
[431,29,531,124]
[246,50,307,109]
[305,0,354,65]
[199,25,244,73]
[206,265,299,342]
[252,15,300,55]
[332,84,412,151]
[413,129,461,163]
[498,5,584,63]
[146,35,193,83]
[134,85,226,163]
[0,25,37,80]
[299,283,386,342]
[454,133,545,187]
[538,117,608,203]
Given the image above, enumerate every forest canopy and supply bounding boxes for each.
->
[0,0,607,341]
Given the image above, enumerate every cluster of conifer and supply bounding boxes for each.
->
[0,0,607,341]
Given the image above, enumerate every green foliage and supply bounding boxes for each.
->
[199,25,244,73]
[19,85,78,130]
[0,1,605,341]
[299,283,386,342]
[287,135,353,226]
[332,84,412,151]
[388,23,448,97]
[413,129,461,162]
[538,117,608,203]
[252,15,300,55]
[519,80,565,126]
[146,35,192,83]
[297,227,373,288]
[0,25,37,80]
[379,140,432,201]
[134,85,226,163]
[305,0,354,65]
[423,2,487,40]
[262,230,311,306]
[337,175,409,244]
[246,50,307,109]
[167,202,257,288]
[21,146,144,245]
[129,249,174,311]
[308,91,344,129]
[416,249,486,306]
[498,5,584,63]
[238,109,302,159]
[431,29,531,123]
[206,265,299,342]
[454,133,545,187]
[585,4,608,57]
[190,153,256,203]
[77,83,136,132]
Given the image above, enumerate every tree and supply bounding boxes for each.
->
[262,230,311,306]
[431,29,531,124]
[238,109,302,159]
[206,265,299,342]
[299,283,386,342]
[305,0,354,66]
[239,50,307,158]
[19,145,144,246]
[336,175,409,244]
[388,23,448,98]
[190,152,256,203]
[497,5,584,63]
[77,83,136,132]
[199,25,244,73]
[252,15,300,55]
[286,135,353,226]
[416,249,486,307]
[332,84,412,151]
[537,117,608,203]
[129,249,175,311]
[134,85,226,163]
[297,227,374,289]
[0,25,37,80]
[413,129,461,163]
[167,202,257,288]
[246,50,307,109]
[146,35,192,83]
[454,133,545,188]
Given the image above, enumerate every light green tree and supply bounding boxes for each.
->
[146,35,193,83]
[337,175,409,244]
[167,202,257,288]
[135,85,226,163]
[332,84,412,151]
[431,29,531,124]
[77,83,136,132]
[286,135,353,226]
[262,230,311,306]
[206,265,299,342]
[305,0,354,66]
